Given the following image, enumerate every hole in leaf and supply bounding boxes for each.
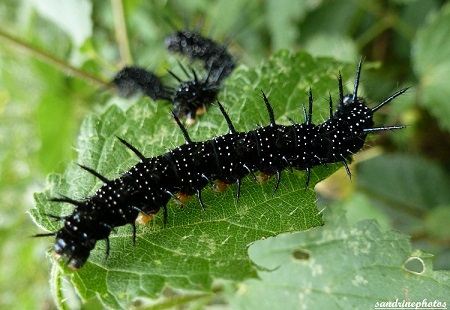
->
[133,299,143,307]
[292,249,310,261]
[403,257,425,275]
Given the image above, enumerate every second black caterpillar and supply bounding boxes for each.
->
[36,60,407,269]
[113,29,235,122]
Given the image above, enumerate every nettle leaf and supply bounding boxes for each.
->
[357,154,450,212]
[31,51,359,308]
[413,4,450,132]
[225,215,450,309]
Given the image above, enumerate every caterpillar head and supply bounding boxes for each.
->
[335,94,373,126]
[169,66,220,120]
[173,80,219,119]
[50,202,114,270]
[341,94,365,108]
[54,226,97,270]
[35,211,103,270]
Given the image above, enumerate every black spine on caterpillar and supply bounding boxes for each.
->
[36,60,408,269]
[112,66,173,101]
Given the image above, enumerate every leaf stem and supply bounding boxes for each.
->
[0,29,111,89]
[111,0,133,65]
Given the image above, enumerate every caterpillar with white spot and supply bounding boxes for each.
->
[112,29,235,122]
[35,60,407,270]
[164,29,235,84]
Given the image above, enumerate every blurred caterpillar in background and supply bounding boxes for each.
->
[113,28,235,123]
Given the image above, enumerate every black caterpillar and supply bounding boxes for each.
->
[36,61,407,270]
[112,66,172,101]
[113,29,235,122]
[164,29,235,84]
[168,63,223,120]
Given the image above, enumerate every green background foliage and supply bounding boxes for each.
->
[1,0,449,309]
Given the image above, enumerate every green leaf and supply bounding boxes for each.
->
[31,0,93,47]
[356,154,450,238]
[412,3,450,132]
[336,192,392,231]
[225,215,450,309]
[266,0,311,50]
[304,34,358,62]
[30,51,358,308]
[357,154,450,212]
[425,206,450,240]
